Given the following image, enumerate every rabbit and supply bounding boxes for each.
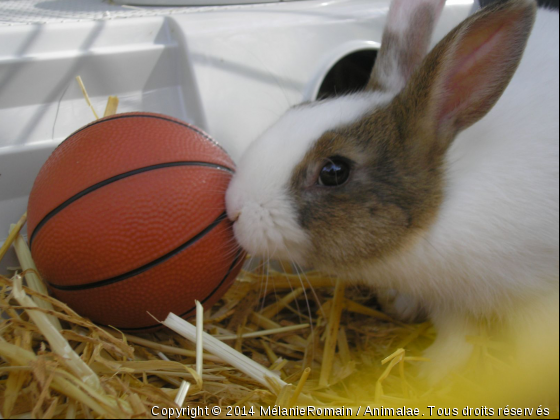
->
[226,0,559,384]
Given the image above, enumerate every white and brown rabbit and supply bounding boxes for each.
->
[226,0,559,383]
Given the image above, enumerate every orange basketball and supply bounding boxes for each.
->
[27,112,244,332]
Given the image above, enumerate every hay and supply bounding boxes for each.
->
[0,258,427,418]
[1,244,559,418]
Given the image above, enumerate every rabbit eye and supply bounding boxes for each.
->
[318,157,351,187]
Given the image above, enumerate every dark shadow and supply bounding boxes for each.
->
[35,0,136,13]
[7,20,106,145]
[0,24,43,103]
[317,49,377,100]
[539,0,560,8]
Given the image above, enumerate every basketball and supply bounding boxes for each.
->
[27,112,244,332]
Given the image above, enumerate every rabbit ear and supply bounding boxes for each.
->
[367,0,446,93]
[398,0,537,156]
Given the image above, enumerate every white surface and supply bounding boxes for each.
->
[0,0,473,271]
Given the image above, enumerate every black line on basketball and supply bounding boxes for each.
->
[47,212,229,291]
[29,161,233,247]
[109,248,245,332]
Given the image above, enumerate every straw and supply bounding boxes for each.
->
[0,212,26,264]
[196,300,204,381]
[10,224,62,331]
[103,96,119,117]
[163,312,287,393]
[76,76,99,120]
[11,275,102,393]
[319,279,345,387]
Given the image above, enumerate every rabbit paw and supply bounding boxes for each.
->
[418,313,477,385]
[376,289,429,323]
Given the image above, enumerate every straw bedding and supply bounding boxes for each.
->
[2,230,556,418]
[0,243,436,418]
